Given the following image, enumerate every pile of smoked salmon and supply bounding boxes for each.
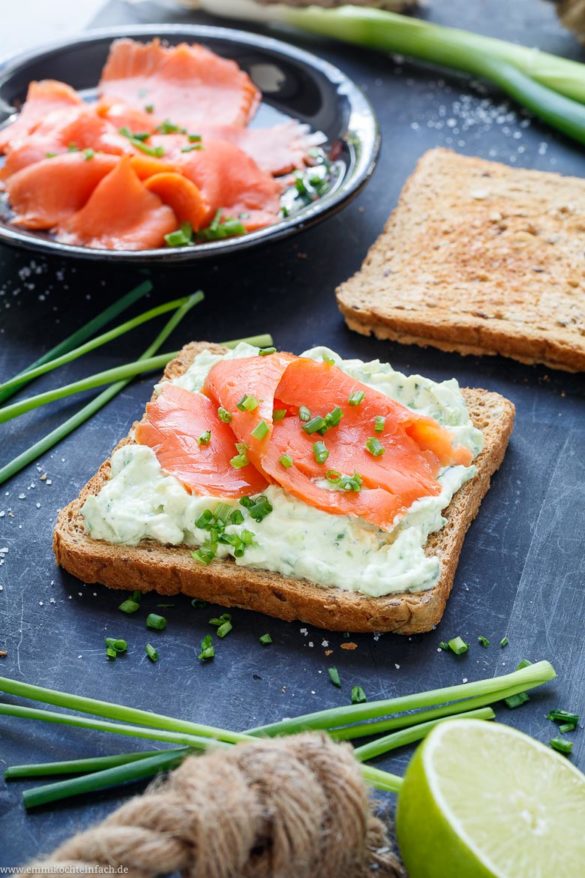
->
[0,39,324,251]
[136,350,472,529]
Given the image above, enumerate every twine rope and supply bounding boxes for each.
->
[19,734,404,878]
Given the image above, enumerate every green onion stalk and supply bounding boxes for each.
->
[195,2,585,144]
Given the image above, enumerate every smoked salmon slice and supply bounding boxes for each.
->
[99,38,260,131]
[58,156,177,250]
[0,80,81,153]
[0,107,132,180]
[135,384,267,498]
[180,140,282,230]
[6,152,119,230]
[143,172,209,230]
[204,353,472,529]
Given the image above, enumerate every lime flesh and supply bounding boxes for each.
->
[396,719,585,878]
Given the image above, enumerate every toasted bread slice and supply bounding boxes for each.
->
[53,342,515,634]
[337,148,585,372]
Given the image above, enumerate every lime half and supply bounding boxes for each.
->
[396,719,585,877]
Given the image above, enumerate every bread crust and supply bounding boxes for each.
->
[337,148,585,372]
[53,341,515,634]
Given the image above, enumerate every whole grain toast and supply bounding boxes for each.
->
[337,148,585,372]
[53,342,515,634]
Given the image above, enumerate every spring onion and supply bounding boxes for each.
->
[279,453,293,468]
[504,692,530,709]
[447,636,469,656]
[198,430,211,446]
[302,415,327,434]
[195,2,585,145]
[218,406,233,423]
[198,635,215,662]
[348,390,365,406]
[237,394,259,412]
[365,437,384,457]
[500,636,510,648]
[5,749,169,779]
[547,708,580,727]
[259,633,272,645]
[119,591,142,614]
[145,644,159,663]
[374,416,385,433]
[299,405,311,422]
[146,614,167,631]
[351,686,367,705]
[478,636,490,648]
[251,420,269,440]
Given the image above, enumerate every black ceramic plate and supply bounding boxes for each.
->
[0,24,379,263]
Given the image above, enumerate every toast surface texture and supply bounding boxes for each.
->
[54,341,515,634]
[337,148,585,372]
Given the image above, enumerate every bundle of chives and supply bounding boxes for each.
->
[0,662,554,807]
[0,280,152,405]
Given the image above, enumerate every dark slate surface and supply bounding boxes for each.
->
[1,0,584,865]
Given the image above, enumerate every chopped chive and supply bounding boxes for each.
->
[133,140,165,157]
[447,636,469,656]
[516,659,532,670]
[83,148,95,161]
[45,151,57,158]
[145,643,159,663]
[191,599,209,608]
[313,440,329,464]
[144,104,154,113]
[188,133,202,143]
[504,692,530,709]
[104,638,127,655]
[348,390,365,406]
[216,621,232,639]
[251,420,269,441]
[321,352,336,366]
[559,722,577,734]
[351,686,367,704]
[209,613,231,627]
[438,641,450,651]
[230,442,249,469]
[146,614,167,631]
[67,143,79,152]
[259,633,272,645]
[328,667,341,688]
[279,453,293,469]
[119,127,150,142]
[198,634,215,662]
[156,119,185,134]
[164,227,192,248]
[229,508,245,525]
[106,647,118,661]
[550,737,573,756]
[192,543,216,565]
[478,636,490,648]
[273,408,287,422]
[196,509,215,529]
[197,430,211,446]
[217,406,232,423]
[303,416,327,434]
[325,406,343,428]
[299,405,311,422]
[259,346,277,356]
[240,494,272,522]
[365,437,384,457]
[374,416,385,433]
[180,144,203,153]
[500,636,509,648]
[237,394,259,412]
[547,708,580,726]
[326,471,362,492]
[118,591,141,615]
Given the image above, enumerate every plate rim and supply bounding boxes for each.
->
[0,22,380,263]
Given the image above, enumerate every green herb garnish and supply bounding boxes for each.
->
[447,636,469,656]
[217,406,232,423]
[197,430,211,446]
[279,454,293,468]
[240,494,273,522]
[145,643,159,663]
[478,636,490,648]
[351,686,367,704]
[302,415,327,434]
[251,420,269,440]
[325,470,362,492]
[198,634,215,662]
[500,636,509,648]
[259,633,272,645]
[237,394,259,412]
[328,667,341,688]
[550,737,573,756]
[365,437,384,457]
[146,613,167,631]
[313,441,329,464]
[230,442,249,469]
[299,405,311,422]
[348,390,365,406]
[118,590,142,615]
[504,692,530,709]
[374,416,385,433]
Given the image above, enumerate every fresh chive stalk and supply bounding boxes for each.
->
[22,749,192,809]
[5,749,169,779]
[0,280,152,405]
[246,661,556,737]
[0,325,272,486]
[0,292,202,485]
[353,707,495,762]
[0,297,192,397]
